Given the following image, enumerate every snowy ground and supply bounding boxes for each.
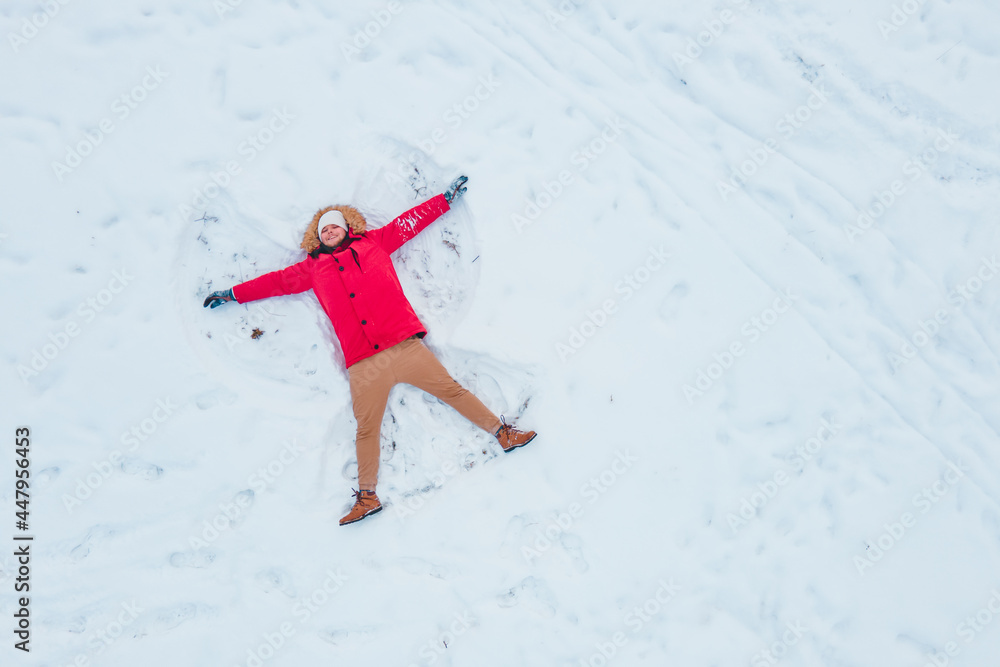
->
[3,0,1000,665]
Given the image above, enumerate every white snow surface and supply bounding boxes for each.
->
[3,1,1000,665]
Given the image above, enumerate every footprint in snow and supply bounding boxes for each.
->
[318,627,378,646]
[254,567,297,597]
[558,533,590,574]
[194,387,238,410]
[169,549,216,568]
[131,603,199,638]
[395,556,456,581]
[159,603,199,630]
[501,511,585,570]
[656,282,689,322]
[496,576,557,618]
[62,614,88,634]
[227,489,255,529]
[120,458,164,480]
[70,525,117,562]
[34,466,61,485]
[499,514,528,559]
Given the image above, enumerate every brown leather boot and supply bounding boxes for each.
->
[495,416,537,452]
[339,489,382,526]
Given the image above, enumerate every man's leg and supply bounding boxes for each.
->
[393,338,503,436]
[348,351,397,491]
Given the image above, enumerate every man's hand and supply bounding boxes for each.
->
[444,175,468,204]
[203,288,235,308]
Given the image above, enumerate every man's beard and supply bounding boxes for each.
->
[319,235,349,252]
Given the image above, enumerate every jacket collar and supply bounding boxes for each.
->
[311,234,357,258]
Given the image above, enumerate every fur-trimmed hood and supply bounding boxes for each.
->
[300,205,368,253]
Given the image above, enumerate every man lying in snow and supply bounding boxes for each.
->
[203,176,537,525]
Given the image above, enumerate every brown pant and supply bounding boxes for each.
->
[348,335,502,491]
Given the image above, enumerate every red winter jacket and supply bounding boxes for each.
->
[232,194,451,368]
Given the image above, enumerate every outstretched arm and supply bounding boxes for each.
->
[369,176,469,255]
[231,259,314,304]
[369,194,451,255]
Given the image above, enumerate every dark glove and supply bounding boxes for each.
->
[443,175,468,204]
[203,288,235,308]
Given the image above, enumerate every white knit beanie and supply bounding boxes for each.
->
[317,209,348,241]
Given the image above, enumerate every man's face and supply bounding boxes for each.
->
[320,224,347,247]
